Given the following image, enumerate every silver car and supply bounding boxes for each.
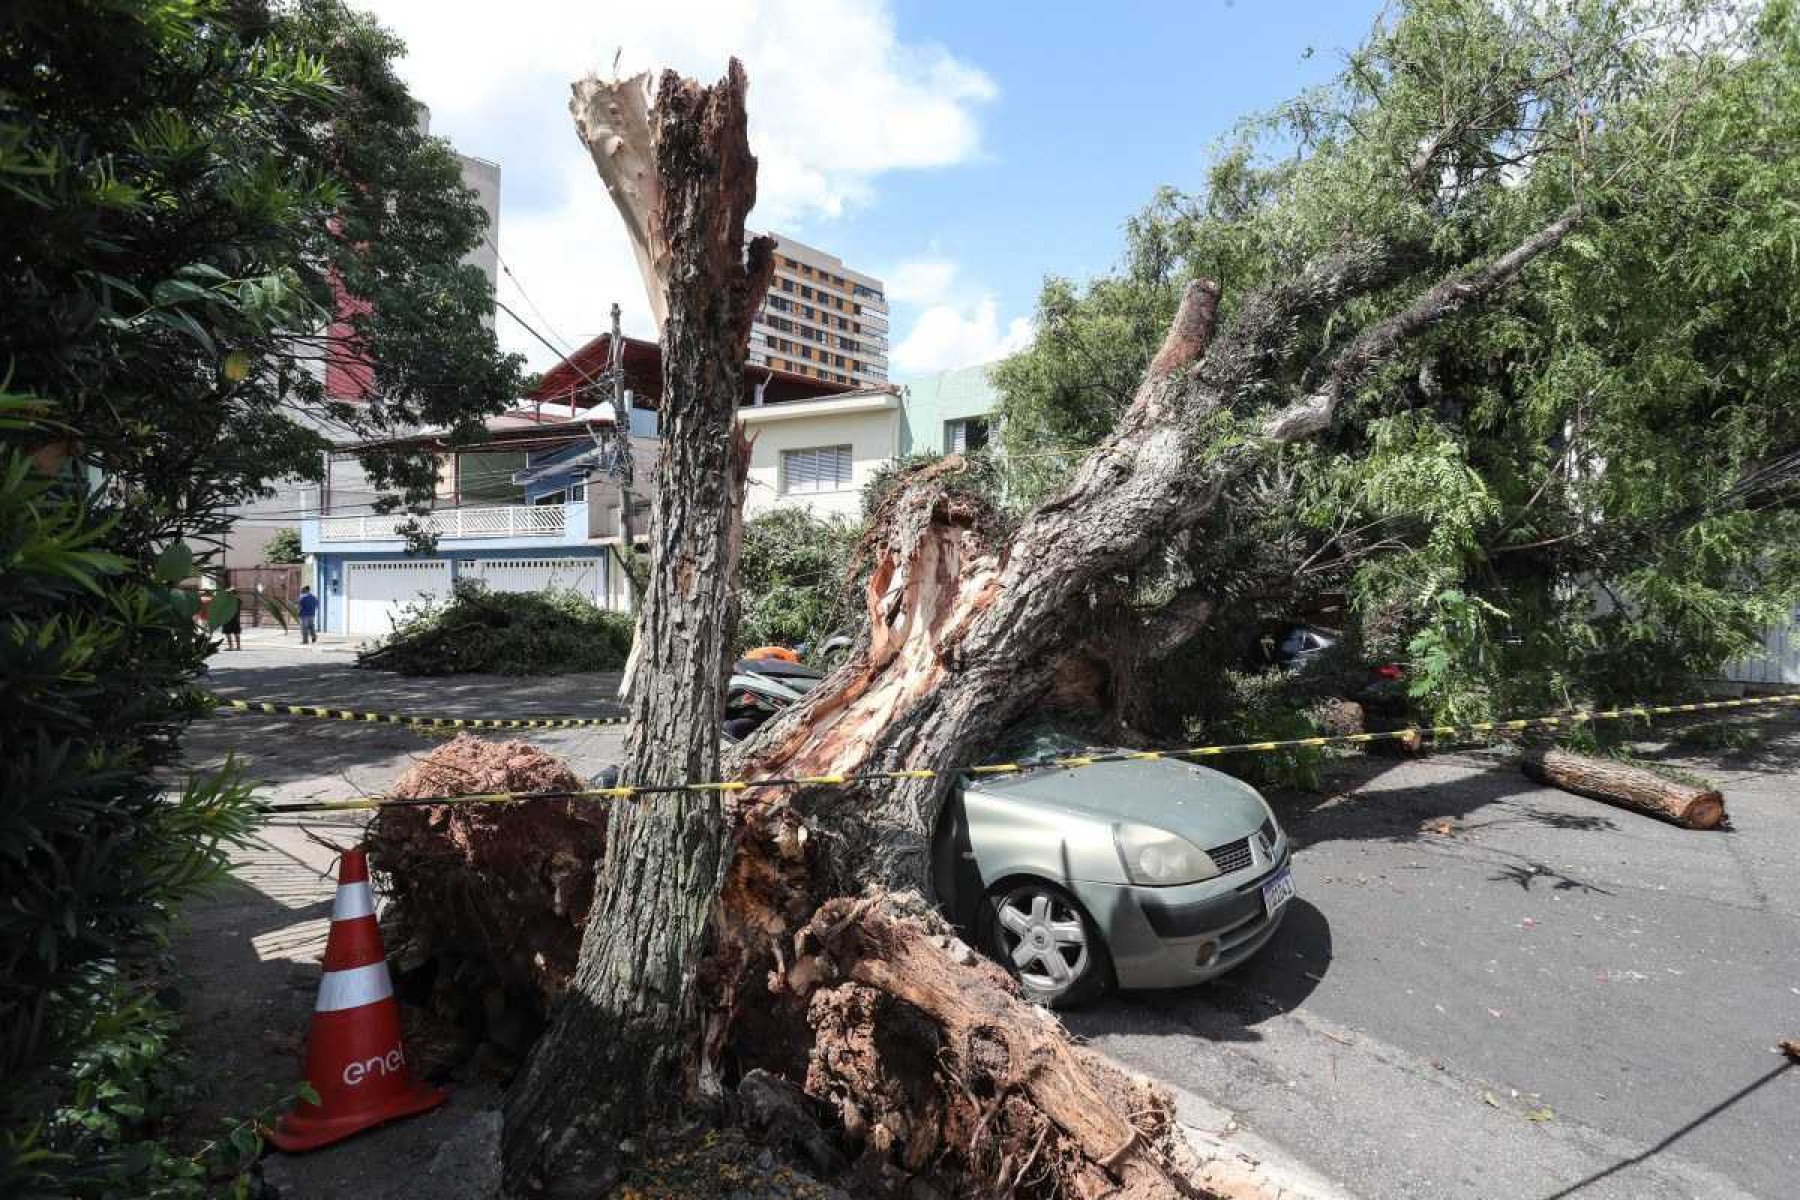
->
[723,674,1296,1007]
[932,739,1293,1006]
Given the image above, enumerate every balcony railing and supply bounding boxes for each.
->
[316,504,566,542]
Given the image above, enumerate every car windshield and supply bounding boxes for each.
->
[986,721,1100,763]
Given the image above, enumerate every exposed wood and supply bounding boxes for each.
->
[1522,747,1727,830]
[789,895,1206,1198]
[502,60,774,1196]
[570,72,668,332]
[476,60,1596,1198]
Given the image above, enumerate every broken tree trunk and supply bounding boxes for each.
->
[1522,748,1727,830]
[483,54,1590,1199]
[501,61,773,1195]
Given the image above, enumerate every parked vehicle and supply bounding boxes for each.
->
[1262,623,1408,713]
[719,692,1295,1007]
[933,726,1291,1006]
[723,665,819,740]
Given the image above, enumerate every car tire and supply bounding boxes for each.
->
[978,879,1114,1009]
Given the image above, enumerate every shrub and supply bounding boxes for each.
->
[1,412,261,1192]
[357,579,634,675]
[736,509,860,654]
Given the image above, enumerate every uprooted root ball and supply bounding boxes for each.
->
[368,735,606,1032]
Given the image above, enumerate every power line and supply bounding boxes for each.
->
[485,233,581,358]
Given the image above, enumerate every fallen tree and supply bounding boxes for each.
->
[460,7,1774,1197]
[1521,748,1727,830]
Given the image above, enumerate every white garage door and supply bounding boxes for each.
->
[344,560,453,635]
[470,556,603,604]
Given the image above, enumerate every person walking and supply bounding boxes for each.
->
[297,584,319,645]
[220,595,243,651]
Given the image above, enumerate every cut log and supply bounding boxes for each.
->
[1521,748,1726,830]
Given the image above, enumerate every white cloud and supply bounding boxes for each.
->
[885,258,959,306]
[358,0,996,369]
[891,298,1032,377]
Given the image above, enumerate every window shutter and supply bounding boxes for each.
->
[782,446,852,494]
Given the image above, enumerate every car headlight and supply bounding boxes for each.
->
[1113,822,1218,887]
[1258,807,1283,853]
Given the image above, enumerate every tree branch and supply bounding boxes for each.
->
[1263,203,1584,442]
[571,71,668,330]
[1125,279,1221,421]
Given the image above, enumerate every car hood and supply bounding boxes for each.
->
[966,758,1271,846]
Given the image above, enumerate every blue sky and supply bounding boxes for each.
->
[363,0,1383,379]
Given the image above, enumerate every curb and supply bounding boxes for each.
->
[1168,1081,1359,1200]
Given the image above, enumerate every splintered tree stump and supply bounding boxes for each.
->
[1521,748,1726,830]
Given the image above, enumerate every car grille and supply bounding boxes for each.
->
[1207,836,1253,876]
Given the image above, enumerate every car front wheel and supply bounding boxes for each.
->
[979,879,1113,1008]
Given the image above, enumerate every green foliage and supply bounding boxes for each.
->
[0,0,522,549]
[992,0,1800,728]
[358,579,635,676]
[1670,719,1767,754]
[262,527,303,564]
[5,968,310,1199]
[736,508,861,654]
[1191,669,1337,792]
[0,422,262,1188]
[1,0,517,1185]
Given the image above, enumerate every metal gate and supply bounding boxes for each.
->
[344,560,453,635]
[469,556,604,605]
[223,565,301,627]
[1723,607,1800,686]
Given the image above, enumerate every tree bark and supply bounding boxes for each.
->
[492,60,1585,1193]
[1521,747,1726,830]
[501,62,773,1195]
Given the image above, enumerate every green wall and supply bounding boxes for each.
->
[898,363,999,455]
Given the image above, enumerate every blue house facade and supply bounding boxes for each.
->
[300,412,651,636]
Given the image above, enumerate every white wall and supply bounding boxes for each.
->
[739,395,899,521]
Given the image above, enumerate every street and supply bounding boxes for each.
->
[184,633,1799,1198]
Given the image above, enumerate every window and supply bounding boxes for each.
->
[781,445,853,494]
[945,416,991,454]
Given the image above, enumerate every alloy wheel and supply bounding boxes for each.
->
[993,886,1091,994]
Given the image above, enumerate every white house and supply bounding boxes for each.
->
[738,388,902,521]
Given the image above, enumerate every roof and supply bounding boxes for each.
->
[340,412,614,454]
[530,331,854,409]
[737,388,899,424]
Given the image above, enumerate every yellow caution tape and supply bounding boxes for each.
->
[253,692,1800,815]
[212,696,630,729]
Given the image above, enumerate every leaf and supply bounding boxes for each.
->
[207,591,239,628]
[1481,1090,1501,1108]
[296,1082,320,1106]
[151,278,214,308]
[154,541,194,584]
[1525,1106,1556,1122]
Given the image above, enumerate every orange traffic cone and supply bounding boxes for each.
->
[271,848,447,1152]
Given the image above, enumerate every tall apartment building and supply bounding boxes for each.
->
[748,235,889,388]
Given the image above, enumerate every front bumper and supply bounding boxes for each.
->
[1070,845,1293,990]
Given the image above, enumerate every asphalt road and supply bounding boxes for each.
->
[1067,730,1800,1199]
[190,633,1800,1198]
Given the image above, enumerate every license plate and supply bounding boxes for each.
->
[1261,867,1296,916]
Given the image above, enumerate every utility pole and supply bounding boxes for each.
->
[603,302,642,609]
